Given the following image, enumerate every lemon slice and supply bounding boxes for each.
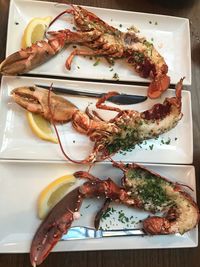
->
[38,174,76,219]
[27,111,58,143]
[21,16,52,48]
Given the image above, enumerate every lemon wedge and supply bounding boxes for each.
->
[27,111,58,143]
[21,16,52,48]
[38,174,76,219]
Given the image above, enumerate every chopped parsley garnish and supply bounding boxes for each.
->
[15,22,19,25]
[133,51,144,63]
[85,204,91,209]
[119,24,123,28]
[149,21,152,24]
[155,21,158,25]
[73,26,77,31]
[93,59,100,66]
[160,138,171,145]
[77,66,80,69]
[149,144,154,150]
[137,178,171,208]
[101,207,115,220]
[108,58,115,66]
[127,168,174,210]
[118,210,129,223]
[165,138,171,145]
[113,73,119,80]
[143,40,153,47]
[109,68,114,72]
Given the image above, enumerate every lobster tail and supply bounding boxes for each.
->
[148,74,170,99]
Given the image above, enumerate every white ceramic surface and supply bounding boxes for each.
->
[0,161,197,253]
[0,76,193,164]
[6,0,191,84]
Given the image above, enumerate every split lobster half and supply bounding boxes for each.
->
[11,78,184,164]
[30,161,199,266]
[0,4,170,98]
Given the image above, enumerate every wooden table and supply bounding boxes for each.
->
[0,0,199,267]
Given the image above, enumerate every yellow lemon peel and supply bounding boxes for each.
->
[21,16,52,48]
[38,174,76,219]
[27,111,58,143]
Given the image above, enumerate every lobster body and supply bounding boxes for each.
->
[0,5,170,98]
[71,78,183,161]
[11,79,183,163]
[30,162,199,266]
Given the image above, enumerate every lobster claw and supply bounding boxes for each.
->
[11,86,78,122]
[0,41,59,75]
[30,172,134,266]
[0,50,31,75]
[30,188,82,266]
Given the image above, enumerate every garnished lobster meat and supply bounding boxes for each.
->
[30,162,199,266]
[11,78,183,163]
[0,5,170,98]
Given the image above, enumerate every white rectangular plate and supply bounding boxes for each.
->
[6,0,191,84]
[0,161,197,253]
[0,76,193,164]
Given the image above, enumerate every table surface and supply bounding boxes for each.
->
[0,0,199,267]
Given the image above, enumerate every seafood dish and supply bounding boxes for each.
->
[11,78,183,163]
[0,1,196,266]
[0,4,171,98]
[30,161,199,266]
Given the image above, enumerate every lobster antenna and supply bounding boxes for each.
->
[45,4,75,38]
[176,182,194,192]
[47,85,96,165]
[47,84,81,164]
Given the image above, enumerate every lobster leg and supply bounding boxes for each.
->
[96,92,122,112]
[65,48,120,70]
[94,198,111,229]
[66,49,98,70]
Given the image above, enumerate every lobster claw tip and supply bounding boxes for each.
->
[0,51,29,75]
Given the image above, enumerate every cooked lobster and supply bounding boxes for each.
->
[0,5,170,98]
[30,161,199,266]
[11,78,184,163]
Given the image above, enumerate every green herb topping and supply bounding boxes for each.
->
[127,168,174,211]
[113,73,119,80]
[93,59,100,66]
